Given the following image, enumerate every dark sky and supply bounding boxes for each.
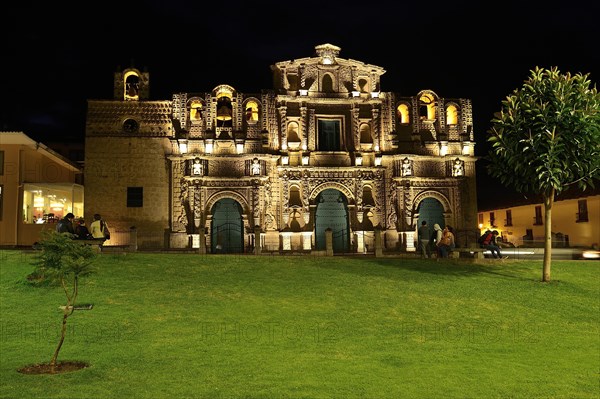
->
[2,1,598,209]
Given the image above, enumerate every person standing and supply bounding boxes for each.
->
[431,223,443,257]
[56,213,75,235]
[417,220,432,258]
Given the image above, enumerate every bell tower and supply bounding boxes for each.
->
[113,66,150,101]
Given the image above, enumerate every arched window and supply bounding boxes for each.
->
[190,100,203,122]
[216,96,233,127]
[397,104,410,124]
[322,74,334,92]
[124,71,140,101]
[362,186,375,207]
[446,104,458,125]
[289,186,303,208]
[419,93,436,120]
[287,122,301,147]
[245,100,259,123]
[358,78,369,93]
[359,123,372,143]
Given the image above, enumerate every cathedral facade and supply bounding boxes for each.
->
[84,44,479,253]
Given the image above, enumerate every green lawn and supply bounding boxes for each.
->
[1,251,598,399]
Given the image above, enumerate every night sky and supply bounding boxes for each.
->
[2,1,598,209]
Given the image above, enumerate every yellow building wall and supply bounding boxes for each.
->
[478,195,600,248]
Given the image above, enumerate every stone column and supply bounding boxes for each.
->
[254,226,262,255]
[325,228,333,256]
[374,227,383,257]
[198,230,206,254]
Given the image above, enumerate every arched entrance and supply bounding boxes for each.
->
[211,198,243,253]
[315,189,349,252]
[417,197,445,230]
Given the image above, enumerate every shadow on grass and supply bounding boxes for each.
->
[307,256,540,282]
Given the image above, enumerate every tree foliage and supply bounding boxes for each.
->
[487,67,600,196]
[30,230,97,369]
[486,67,600,281]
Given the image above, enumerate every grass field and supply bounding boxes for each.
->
[1,250,598,399]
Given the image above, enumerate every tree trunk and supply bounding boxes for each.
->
[50,277,78,370]
[50,308,69,370]
[542,189,554,282]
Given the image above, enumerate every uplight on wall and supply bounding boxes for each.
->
[439,142,448,156]
[299,89,308,96]
[371,92,380,98]
[374,154,382,166]
[302,155,310,165]
[236,143,244,154]
[355,154,363,166]
[352,91,360,97]
[462,143,471,155]
[178,139,188,154]
[205,140,213,154]
[301,143,307,151]
[281,155,289,165]
[374,145,380,152]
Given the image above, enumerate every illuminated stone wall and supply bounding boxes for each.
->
[84,45,480,252]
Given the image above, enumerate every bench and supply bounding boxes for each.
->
[450,247,487,259]
[79,238,107,253]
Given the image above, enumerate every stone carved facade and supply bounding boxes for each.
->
[84,44,479,253]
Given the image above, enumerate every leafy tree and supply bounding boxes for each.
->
[487,66,600,282]
[31,230,97,371]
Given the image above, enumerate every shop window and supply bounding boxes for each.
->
[21,183,84,224]
[127,187,143,208]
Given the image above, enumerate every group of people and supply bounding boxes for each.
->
[417,220,507,259]
[417,221,456,259]
[56,213,110,240]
